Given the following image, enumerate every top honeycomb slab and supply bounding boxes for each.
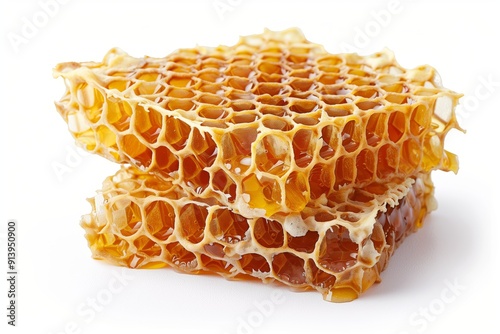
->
[54,28,462,218]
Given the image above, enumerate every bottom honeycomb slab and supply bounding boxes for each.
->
[82,166,435,302]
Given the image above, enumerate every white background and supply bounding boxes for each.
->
[1,0,499,333]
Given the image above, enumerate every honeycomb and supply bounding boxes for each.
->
[54,28,461,217]
[54,29,462,301]
[82,166,435,302]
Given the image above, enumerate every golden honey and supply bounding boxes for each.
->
[55,29,461,301]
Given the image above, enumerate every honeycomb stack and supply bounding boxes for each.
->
[54,28,462,302]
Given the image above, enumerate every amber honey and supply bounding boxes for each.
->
[56,29,461,301]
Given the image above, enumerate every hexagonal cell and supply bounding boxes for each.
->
[381,82,408,93]
[347,188,375,203]
[260,105,286,116]
[318,225,358,273]
[290,69,314,79]
[289,99,319,113]
[96,125,118,151]
[198,93,225,106]
[134,80,164,96]
[134,105,163,144]
[229,113,260,125]
[255,82,286,95]
[241,174,282,216]
[166,98,195,111]
[198,69,221,83]
[165,116,191,151]
[308,259,337,289]
[272,252,306,284]
[226,65,253,78]
[422,135,444,171]
[355,100,383,111]
[198,105,228,120]
[221,127,258,174]
[287,230,319,253]
[181,154,210,192]
[348,77,374,86]
[347,68,372,77]
[294,114,320,126]
[76,83,104,122]
[410,104,431,136]
[320,125,339,160]
[107,79,129,91]
[106,99,133,132]
[203,242,225,258]
[318,73,341,85]
[239,253,270,274]
[200,120,228,129]
[253,218,284,248]
[324,104,353,117]
[399,138,421,174]
[133,235,162,257]
[120,134,153,168]
[309,163,334,199]
[144,200,175,241]
[290,78,315,92]
[286,52,308,64]
[376,143,398,179]
[167,74,193,88]
[365,112,387,147]
[200,254,233,274]
[227,77,253,91]
[167,63,191,73]
[317,55,343,66]
[114,200,142,237]
[355,149,376,183]
[334,156,355,190]
[230,56,252,66]
[209,209,249,244]
[352,87,380,99]
[341,120,362,153]
[255,134,291,177]
[179,203,208,244]
[285,171,309,212]
[229,100,256,112]
[154,145,179,175]
[292,128,316,167]
[167,88,195,98]
[261,116,293,131]
[256,72,282,83]
[211,169,237,203]
[190,128,217,167]
[198,82,223,94]
[257,61,283,75]
[387,111,406,143]
[165,242,197,268]
[384,93,409,104]
[261,53,281,62]
[257,95,287,106]
[322,95,347,106]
